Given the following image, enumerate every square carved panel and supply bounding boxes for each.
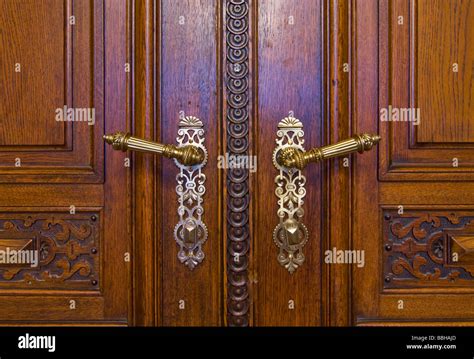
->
[0,209,101,291]
[383,208,474,289]
[378,0,474,181]
[0,0,104,183]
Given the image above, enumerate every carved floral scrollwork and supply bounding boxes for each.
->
[0,213,100,290]
[384,211,474,288]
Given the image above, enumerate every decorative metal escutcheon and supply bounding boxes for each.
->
[173,116,208,270]
[271,114,380,273]
[103,115,208,270]
[272,116,309,273]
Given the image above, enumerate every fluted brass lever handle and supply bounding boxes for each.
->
[272,116,381,273]
[105,116,209,270]
[277,133,381,170]
[103,132,205,166]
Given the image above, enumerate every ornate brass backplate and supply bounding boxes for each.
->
[272,116,309,273]
[173,116,208,269]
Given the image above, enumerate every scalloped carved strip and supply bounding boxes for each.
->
[226,0,250,326]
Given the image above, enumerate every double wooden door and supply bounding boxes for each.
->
[0,0,473,327]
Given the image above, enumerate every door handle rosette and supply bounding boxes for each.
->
[273,115,381,273]
[104,116,208,270]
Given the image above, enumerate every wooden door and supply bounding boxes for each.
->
[252,0,324,326]
[0,0,130,324]
[142,0,346,327]
[2,0,472,328]
[134,0,223,326]
[137,0,329,326]
[0,0,223,327]
[352,0,474,325]
[219,0,473,326]
[230,0,474,327]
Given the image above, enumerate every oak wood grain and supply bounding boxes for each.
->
[132,0,157,326]
[416,0,474,143]
[379,0,474,181]
[0,0,103,183]
[255,0,323,326]
[159,0,222,326]
[0,0,66,146]
[0,0,130,325]
[353,0,474,325]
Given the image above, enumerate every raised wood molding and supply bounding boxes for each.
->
[132,0,157,326]
[324,0,352,327]
[379,0,474,181]
[0,0,73,149]
[104,0,133,324]
[0,0,104,183]
[352,0,380,323]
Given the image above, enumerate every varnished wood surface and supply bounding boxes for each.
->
[159,0,221,326]
[132,0,156,327]
[353,0,474,326]
[104,0,132,322]
[325,0,351,326]
[416,0,474,143]
[1,0,472,327]
[352,0,381,323]
[379,0,474,181]
[0,0,130,324]
[0,0,66,146]
[255,0,323,326]
[0,0,103,183]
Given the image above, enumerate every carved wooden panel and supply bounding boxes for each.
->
[0,210,101,291]
[383,210,474,289]
[353,0,474,326]
[0,0,129,325]
[379,0,474,181]
[0,0,104,183]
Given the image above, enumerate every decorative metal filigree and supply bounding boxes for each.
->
[226,0,250,326]
[273,116,309,273]
[174,116,208,270]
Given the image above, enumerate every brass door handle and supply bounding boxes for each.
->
[277,133,381,170]
[272,116,381,273]
[103,132,205,166]
[105,116,209,270]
